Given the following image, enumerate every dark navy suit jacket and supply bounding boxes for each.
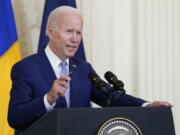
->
[8,50,146,135]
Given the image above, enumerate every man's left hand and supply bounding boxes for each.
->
[146,101,173,107]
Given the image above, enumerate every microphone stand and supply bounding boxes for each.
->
[104,87,126,107]
[112,88,126,102]
[104,88,114,107]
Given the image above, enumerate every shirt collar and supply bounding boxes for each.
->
[45,45,69,71]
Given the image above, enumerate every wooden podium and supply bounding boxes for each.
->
[21,107,175,135]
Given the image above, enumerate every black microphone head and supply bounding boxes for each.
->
[104,71,124,90]
[104,71,117,84]
[88,72,99,84]
[88,72,108,93]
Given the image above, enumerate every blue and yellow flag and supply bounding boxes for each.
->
[0,0,21,135]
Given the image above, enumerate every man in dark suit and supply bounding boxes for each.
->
[8,6,172,135]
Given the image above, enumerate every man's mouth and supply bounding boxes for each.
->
[66,45,76,49]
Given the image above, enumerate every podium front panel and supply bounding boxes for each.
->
[23,107,175,135]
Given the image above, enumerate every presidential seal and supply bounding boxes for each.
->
[97,117,142,135]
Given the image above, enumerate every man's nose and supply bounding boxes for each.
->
[71,32,79,42]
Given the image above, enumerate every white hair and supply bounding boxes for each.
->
[46,6,81,35]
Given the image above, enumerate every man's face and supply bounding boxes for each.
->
[48,13,83,60]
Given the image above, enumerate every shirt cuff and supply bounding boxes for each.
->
[44,94,56,112]
[141,102,151,107]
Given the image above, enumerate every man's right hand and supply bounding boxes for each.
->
[47,76,71,105]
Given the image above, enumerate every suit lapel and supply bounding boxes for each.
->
[69,58,80,107]
[37,51,56,86]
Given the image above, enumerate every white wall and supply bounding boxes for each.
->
[138,0,180,134]
[79,0,138,95]
[13,0,180,134]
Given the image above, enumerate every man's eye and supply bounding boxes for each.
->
[77,31,82,35]
[67,30,72,33]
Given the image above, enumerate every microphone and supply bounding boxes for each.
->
[88,72,108,93]
[104,71,124,90]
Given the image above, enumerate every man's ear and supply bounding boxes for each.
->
[46,25,54,40]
